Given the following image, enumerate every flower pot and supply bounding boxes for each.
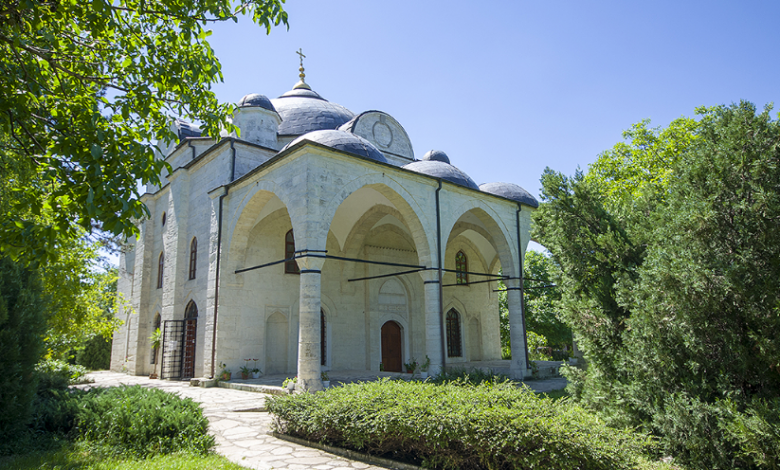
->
[252,372,261,379]
[286,381,296,392]
[219,372,231,381]
[323,380,330,388]
[420,372,428,379]
[149,373,158,379]
[241,372,250,380]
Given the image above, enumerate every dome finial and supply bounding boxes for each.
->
[293,48,311,90]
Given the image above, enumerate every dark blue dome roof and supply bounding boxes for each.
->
[271,87,355,137]
[282,130,387,163]
[174,119,201,140]
[422,150,450,164]
[238,93,276,112]
[479,182,539,208]
[403,160,479,190]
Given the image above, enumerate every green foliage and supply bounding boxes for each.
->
[534,102,780,469]
[35,360,91,388]
[1,443,247,470]
[41,239,122,358]
[527,330,553,361]
[0,0,288,265]
[75,385,215,457]
[430,367,510,386]
[268,379,664,470]
[0,257,48,440]
[76,334,111,370]
[498,251,571,358]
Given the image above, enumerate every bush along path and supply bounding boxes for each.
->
[81,371,391,470]
[269,378,682,470]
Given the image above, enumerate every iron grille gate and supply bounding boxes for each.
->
[161,320,184,380]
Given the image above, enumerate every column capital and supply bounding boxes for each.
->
[296,252,326,271]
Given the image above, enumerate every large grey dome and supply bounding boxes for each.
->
[238,93,276,112]
[403,160,479,190]
[480,182,539,208]
[282,129,387,163]
[271,87,355,137]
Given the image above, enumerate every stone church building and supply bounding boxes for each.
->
[110,65,538,391]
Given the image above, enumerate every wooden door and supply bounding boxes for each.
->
[181,319,197,379]
[381,321,402,372]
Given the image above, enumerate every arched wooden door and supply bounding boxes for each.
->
[381,321,402,372]
[182,301,198,379]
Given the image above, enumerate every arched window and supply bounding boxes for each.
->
[456,251,468,285]
[189,237,197,280]
[150,313,161,364]
[285,229,299,274]
[157,252,164,289]
[185,300,198,319]
[446,309,462,357]
[321,309,327,366]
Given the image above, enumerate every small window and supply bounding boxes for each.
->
[189,238,197,280]
[161,212,166,226]
[157,252,164,289]
[446,309,462,357]
[285,229,299,274]
[456,251,468,285]
[321,309,327,366]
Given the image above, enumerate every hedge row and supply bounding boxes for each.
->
[268,379,669,470]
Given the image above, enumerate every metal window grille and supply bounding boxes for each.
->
[446,309,462,357]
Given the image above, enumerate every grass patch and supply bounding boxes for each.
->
[0,442,247,470]
[537,388,570,400]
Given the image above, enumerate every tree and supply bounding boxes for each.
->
[498,251,570,358]
[0,257,48,440]
[0,0,288,265]
[534,102,780,469]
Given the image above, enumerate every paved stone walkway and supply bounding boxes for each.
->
[84,371,567,469]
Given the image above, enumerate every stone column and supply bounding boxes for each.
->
[296,254,326,392]
[507,278,528,380]
[420,270,443,375]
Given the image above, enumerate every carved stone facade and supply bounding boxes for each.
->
[111,77,537,390]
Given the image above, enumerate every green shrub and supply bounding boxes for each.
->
[724,398,780,469]
[76,335,111,370]
[268,379,661,469]
[75,385,215,457]
[0,257,48,441]
[430,367,510,386]
[35,360,91,390]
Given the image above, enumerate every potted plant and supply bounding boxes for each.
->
[149,328,162,379]
[404,358,418,375]
[420,355,431,379]
[321,371,330,388]
[283,376,297,393]
[239,359,252,379]
[251,358,261,378]
[218,362,231,381]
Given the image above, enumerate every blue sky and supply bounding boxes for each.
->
[205,1,778,249]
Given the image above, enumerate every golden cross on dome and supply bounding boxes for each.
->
[293,48,311,90]
[296,48,306,80]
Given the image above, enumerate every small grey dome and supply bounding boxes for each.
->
[174,119,201,140]
[422,150,450,164]
[479,182,539,208]
[238,93,276,112]
[282,129,387,163]
[271,87,355,136]
[403,160,479,190]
